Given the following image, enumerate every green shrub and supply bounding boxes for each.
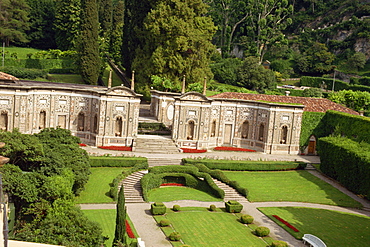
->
[225,200,243,213]
[151,202,167,215]
[182,159,306,171]
[255,226,270,237]
[209,204,217,211]
[271,240,288,247]
[90,157,148,167]
[240,214,254,224]
[2,66,47,79]
[172,205,180,211]
[169,232,181,241]
[149,165,198,174]
[159,219,171,227]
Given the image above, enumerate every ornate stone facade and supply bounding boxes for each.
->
[151,90,304,154]
[0,79,141,147]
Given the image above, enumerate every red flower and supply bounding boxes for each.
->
[272,215,299,232]
[78,143,87,147]
[97,146,132,151]
[180,148,207,153]
[161,183,184,186]
[125,220,135,238]
[214,146,256,152]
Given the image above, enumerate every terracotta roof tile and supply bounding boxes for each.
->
[211,92,359,115]
[0,72,19,81]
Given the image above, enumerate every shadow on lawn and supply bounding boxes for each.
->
[297,170,361,208]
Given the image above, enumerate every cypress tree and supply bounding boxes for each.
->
[109,0,124,65]
[113,186,126,247]
[79,0,100,85]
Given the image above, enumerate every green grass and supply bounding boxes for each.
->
[259,207,370,247]
[223,170,362,208]
[2,46,41,59]
[148,186,223,202]
[154,207,268,247]
[75,167,129,204]
[83,209,139,247]
[102,65,125,87]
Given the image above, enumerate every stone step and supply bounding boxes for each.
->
[212,178,248,203]
[305,164,316,170]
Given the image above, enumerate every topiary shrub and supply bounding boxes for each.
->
[173,205,181,211]
[169,232,181,241]
[225,200,243,213]
[240,214,254,224]
[151,202,167,215]
[271,240,288,247]
[159,219,171,227]
[209,204,217,211]
[255,226,270,237]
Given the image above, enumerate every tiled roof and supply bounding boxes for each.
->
[211,92,359,115]
[0,71,19,81]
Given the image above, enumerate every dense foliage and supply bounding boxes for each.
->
[0,128,103,246]
[113,187,127,246]
[318,136,370,199]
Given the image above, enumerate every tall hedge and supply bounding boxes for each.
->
[322,110,370,144]
[89,156,148,167]
[318,136,370,199]
[300,76,370,92]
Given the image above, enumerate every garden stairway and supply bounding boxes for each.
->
[147,157,183,167]
[212,178,249,203]
[135,135,179,154]
[119,170,147,203]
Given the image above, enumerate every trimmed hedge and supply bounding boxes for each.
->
[321,110,370,144]
[3,58,75,70]
[318,136,370,199]
[141,165,225,202]
[255,226,270,237]
[90,156,148,167]
[2,66,47,79]
[225,200,243,213]
[299,111,326,148]
[151,202,167,215]
[300,76,370,92]
[271,240,288,247]
[240,214,254,224]
[182,159,306,171]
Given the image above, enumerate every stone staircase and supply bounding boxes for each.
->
[305,163,316,170]
[119,170,147,203]
[147,157,183,167]
[135,135,179,154]
[138,104,158,123]
[212,178,248,203]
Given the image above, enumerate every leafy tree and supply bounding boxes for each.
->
[210,58,242,85]
[237,56,276,91]
[13,199,104,247]
[54,0,81,51]
[346,52,367,71]
[109,0,124,64]
[151,75,180,92]
[79,0,100,85]
[0,0,30,46]
[206,0,249,56]
[113,187,126,246]
[328,90,370,112]
[240,0,293,64]
[0,129,44,171]
[26,0,56,49]
[35,128,91,196]
[132,0,216,95]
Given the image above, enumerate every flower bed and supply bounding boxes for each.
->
[161,183,184,186]
[214,146,256,152]
[125,220,135,238]
[180,148,207,153]
[78,143,87,147]
[272,215,299,232]
[97,146,132,151]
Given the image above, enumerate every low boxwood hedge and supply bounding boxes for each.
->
[182,159,306,171]
[90,156,148,167]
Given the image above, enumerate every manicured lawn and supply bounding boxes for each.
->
[154,207,268,247]
[259,207,370,247]
[148,186,222,202]
[45,74,85,84]
[223,170,361,208]
[75,167,129,204]
[83,209,138,247]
